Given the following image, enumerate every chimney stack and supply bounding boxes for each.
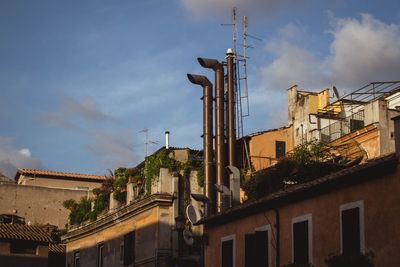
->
[187,74,216,215]
[165,131,170,149]
[197,57,228,203]
[226,48,236,178]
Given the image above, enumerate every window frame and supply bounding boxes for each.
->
[221,234,236,267]
[255,224,272,267]
[73,251,80,267]
[340,200,365,254]
[292,214,313,265]
[97,243,104,267]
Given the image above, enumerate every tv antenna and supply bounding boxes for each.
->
[139,128,158,156]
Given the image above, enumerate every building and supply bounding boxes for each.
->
[201,152,399,267]
[288,81,400,159]
[62,148,204,267]
[199,116,400,267]
[0,223,55,267]
[0,169,108,228]
[239,126,293,173]
[15,169,107,191]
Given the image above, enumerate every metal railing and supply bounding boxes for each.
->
[320,110,365,142]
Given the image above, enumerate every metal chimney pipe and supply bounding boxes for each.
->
[187,74,216,215]
[197,57,228,201]
[165,131,170,149]
[226,48,236,171]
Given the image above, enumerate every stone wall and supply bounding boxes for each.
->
[0,183,89,228]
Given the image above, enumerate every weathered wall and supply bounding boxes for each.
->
[0,183,89,228]
[65,205,174,267]
[204,163,400,267]
[18,175,102,191]
[248,126,293,171]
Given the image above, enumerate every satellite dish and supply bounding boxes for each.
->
[183,228,194,246]
[333,86,340,99]
[186,204,201,224]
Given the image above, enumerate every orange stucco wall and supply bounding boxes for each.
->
[205,163,400,267]
[249,126,293,171]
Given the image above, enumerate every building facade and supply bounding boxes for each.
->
[202,153,400,267]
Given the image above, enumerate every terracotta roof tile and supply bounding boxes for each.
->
[49,243,66,253]
[16,168,109,181]
[0,223,53,242]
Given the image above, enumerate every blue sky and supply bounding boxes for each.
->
[1,0,399,178]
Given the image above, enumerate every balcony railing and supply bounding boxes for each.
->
[320,110,365,142]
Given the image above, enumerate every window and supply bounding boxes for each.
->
[74,251,80,267]
[124,231,135,265]
[119,243,124,263]
[350,119,364,132]
[221,235,235,267]
[245,225,271,267]
[97,243,104,267]
[292,214,312,265]
[340,200,364,254]
[275,141,286,159]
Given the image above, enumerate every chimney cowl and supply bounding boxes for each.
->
[197,57,223,71]
[187,74,211,87]
[226,48,234,55]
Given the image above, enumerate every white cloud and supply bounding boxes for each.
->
[261,14,400,93]
[328,13,400,87]
[0,137,44,178]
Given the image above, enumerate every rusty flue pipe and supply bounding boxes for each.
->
[187,74,216,215]
[197,57,227,208]
[226,48,236,173]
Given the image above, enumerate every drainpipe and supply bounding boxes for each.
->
[274,208,280,267]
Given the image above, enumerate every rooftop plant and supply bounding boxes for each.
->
[242,139,344,200]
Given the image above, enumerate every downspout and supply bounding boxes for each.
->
[274,208,280,267]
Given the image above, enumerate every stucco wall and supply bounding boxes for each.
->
[0,183,89,228]
[65,205,174,267]
[204,163,400,267]
[18,174,103,191]
[249,127,293,171]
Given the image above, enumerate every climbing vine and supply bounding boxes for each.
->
[144,149,178,194]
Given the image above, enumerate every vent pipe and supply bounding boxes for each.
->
[197,57,228,205]
[226,48,236,173]
[187,74,216,215]
[165,131,170,149]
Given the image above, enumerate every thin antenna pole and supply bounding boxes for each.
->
[139,128,158,157]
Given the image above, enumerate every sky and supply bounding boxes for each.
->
[0,0,399,178]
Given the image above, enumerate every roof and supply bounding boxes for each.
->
[0,172,13,183]
[49,243,66,253]
[244,126,291,138]
[201,153,398,228]
[0,223,53,242]
[15,168,109,182]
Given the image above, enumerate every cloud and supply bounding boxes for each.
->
[86,130,137,169]
[39,95,114,129]
[328,14,400,87]
[180,0,297,19]
[62,95,111,121]
[261,13,400,93]
[0,137,44,178]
